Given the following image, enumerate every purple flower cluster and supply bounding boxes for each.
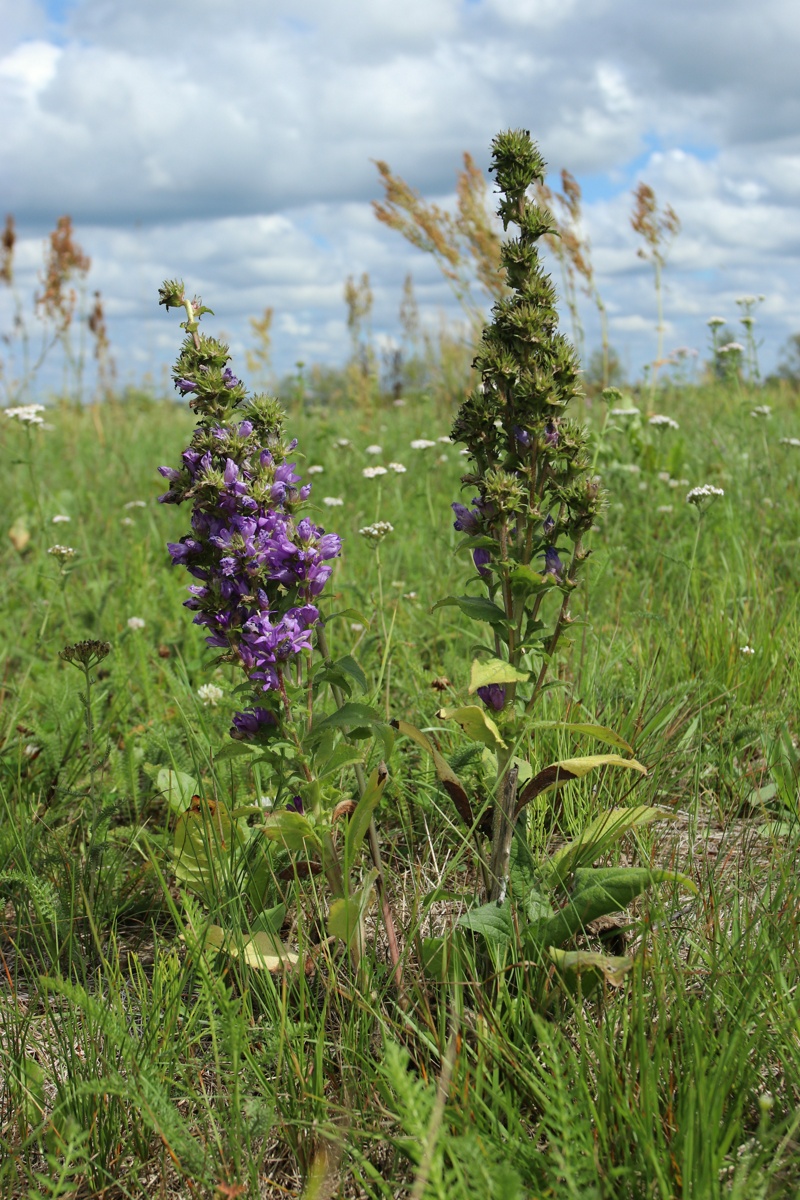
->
[158,404,341,708]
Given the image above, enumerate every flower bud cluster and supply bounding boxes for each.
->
[450,130,604,623]
[157,281,341,714]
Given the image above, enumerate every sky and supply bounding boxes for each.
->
[1,0,799,396]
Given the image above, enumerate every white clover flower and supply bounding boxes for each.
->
[437,436,452,444]
[410,439,436,450]
[388,462,407,473]
[52,514,71,524]
[197,683,224,707]
[322,496,344,507]
[750,406,771,418]
[779,437,800,448]
[362,466,388,479]
[657,505,674,513]
[359,520,394,542]
[335,438,351,447]
[307,464,324,474]
[610,407,640,418]
[686,484,724,506]
[365,444,383,455]
[121,517,134,527]
[48,545,75,560]
[24,743,41,759]
[123,500,147,510]
[649,415,679,430]
[127,616,146,630]
[740,645,755,655]
[5,404,46,424]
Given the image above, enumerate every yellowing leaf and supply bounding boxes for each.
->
[9,519,30,552]
[327,871,377,948]
[258,810,322,853]
[468,657,529,694]
[436,705,507,750]
[548,947,634,988]
[235,932,300,972]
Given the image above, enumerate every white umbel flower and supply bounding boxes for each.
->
[410,439,436,450]
[362,466,388,478]
[127,616,146,630]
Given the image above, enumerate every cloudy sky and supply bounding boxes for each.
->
[2,0,799,396]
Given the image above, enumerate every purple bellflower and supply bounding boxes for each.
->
[477,683,506,711]
[544,545,563,578]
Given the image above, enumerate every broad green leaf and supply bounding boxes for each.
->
[548,947,633,992]
[420,935,465,982]
[457,900,514,948]
[173,798,242,905]
[214,741,259,763]
[526,721,634,754]
[469,657,529,693]
[258,810,322,854]
[545,806,674,885]
[509,564,554,596]
[508,831,554,924]
[316,743,364,779]
[327,870,377,947]
[515,754,647,818]
[345,764,389,870]
[335,654,368,694]
[392,719,475,827]
[157,768,198,815]
[250,903,286,936]
[432,594,510,627]
[310,702,382,740]
[323,607,371,627]
[235,932,299,972]
[436,705,507,750]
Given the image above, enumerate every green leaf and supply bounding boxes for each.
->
[327,870,377,947]
[250,903,287,936]
[547,947,634,993]
[156,768,198,815]
[214,741,260,762]
[509,564,554,596]
[392,719,475,827]
[173,798,243,905]
[432,594,510,627]
[345,763,389,870]
[457,900,514,948]
[526,721,634,754]
[258,810,322,854]
[436,705,507,750]
[544,806,675,885]
[310,702,382,741]
[420,935,465,982]
[335,654,368,694]
[468,657,529,693]
[316,743,364,779]
[323,607,371,627]
[236,931,299,972]
[515,754,647,818]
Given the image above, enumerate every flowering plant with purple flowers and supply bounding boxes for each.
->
[157,280,399,975]
[398,133,693,979]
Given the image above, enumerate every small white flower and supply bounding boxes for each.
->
[750,406,771,418]
[459,448,470,456]
[657,504,674,514]
[350,622,364,632]
[649,415,679,430]
[127,616,146,630]
[4,404,46,424]
[359,520,394,542]
[638,481,648,491]
[23,743,40,759]
[706,316,726,327]
[437,436,452,444]
[388,462,407,473]
[322,496,344,507]
[410,439,436,450]
[779,437,800,448]
[740,645,755,655]
[121,517,134,527]
[48,545,75,560]
[123,500,147,510]
[610,407,640,418]
[437,453,448,463]
[307,464,324,474]
[362,465,388,479]
[657,471,671,482]
[259,795,274,810]
[718,342,744,354]
[686,484,724,506]
[402,591,418,600]
[393,398,406,407]
[335,438,351,447]
[197,683,224,707]
[365,444,383,455]
[52,514,71,524]
[616,463,641,474]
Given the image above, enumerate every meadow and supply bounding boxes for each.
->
[2,135,800,1199]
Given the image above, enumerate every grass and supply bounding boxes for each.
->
[1,376,800,1198]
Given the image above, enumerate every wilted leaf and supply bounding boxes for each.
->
[526,721,634,754]
[515,754,647,817]
[392,719,475,827]
[548,947,633,990]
